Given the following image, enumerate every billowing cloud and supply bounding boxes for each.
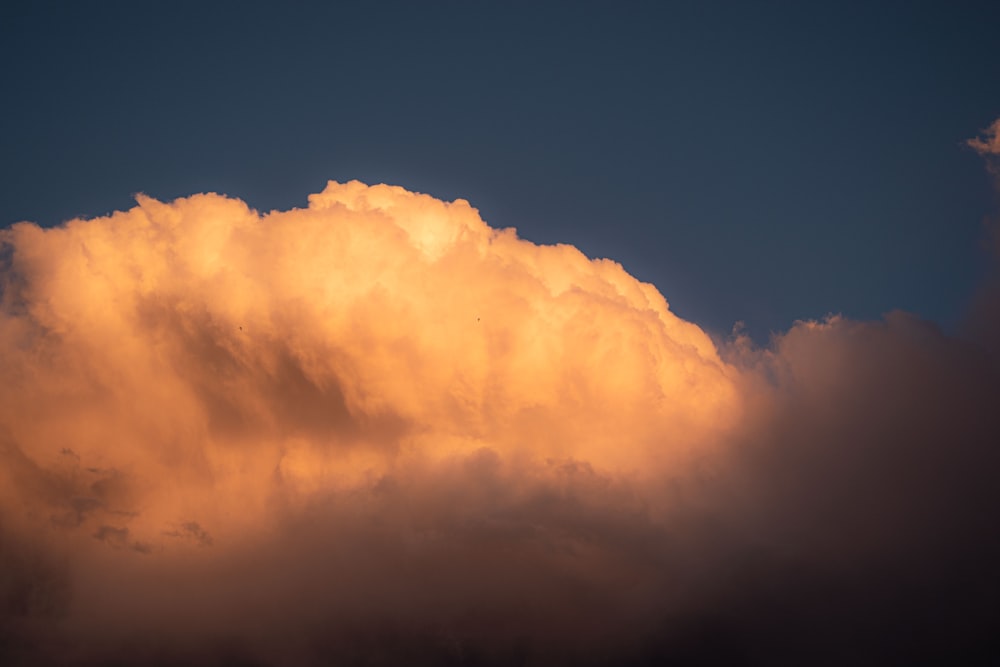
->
[1,180,999,665]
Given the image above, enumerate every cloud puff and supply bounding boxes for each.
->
[968,117,1000,157]
[1,181,999,665]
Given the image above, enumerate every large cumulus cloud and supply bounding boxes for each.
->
[1,178,999,666]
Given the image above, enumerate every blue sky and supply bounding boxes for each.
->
[2,0,999,338]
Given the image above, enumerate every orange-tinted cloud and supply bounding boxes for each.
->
[1,181,999,665]
[968,117,1000,157]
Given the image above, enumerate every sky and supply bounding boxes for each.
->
[2,0,1000,338]
[2,3,1000,666]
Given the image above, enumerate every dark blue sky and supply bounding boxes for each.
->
[3,0,999,339]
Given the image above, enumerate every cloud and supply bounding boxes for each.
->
[968,117,1000,157]
[1,181,999,665]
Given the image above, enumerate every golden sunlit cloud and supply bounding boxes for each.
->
[0,181,738,538]
[1,179,999,665]
[0,181,743,661]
